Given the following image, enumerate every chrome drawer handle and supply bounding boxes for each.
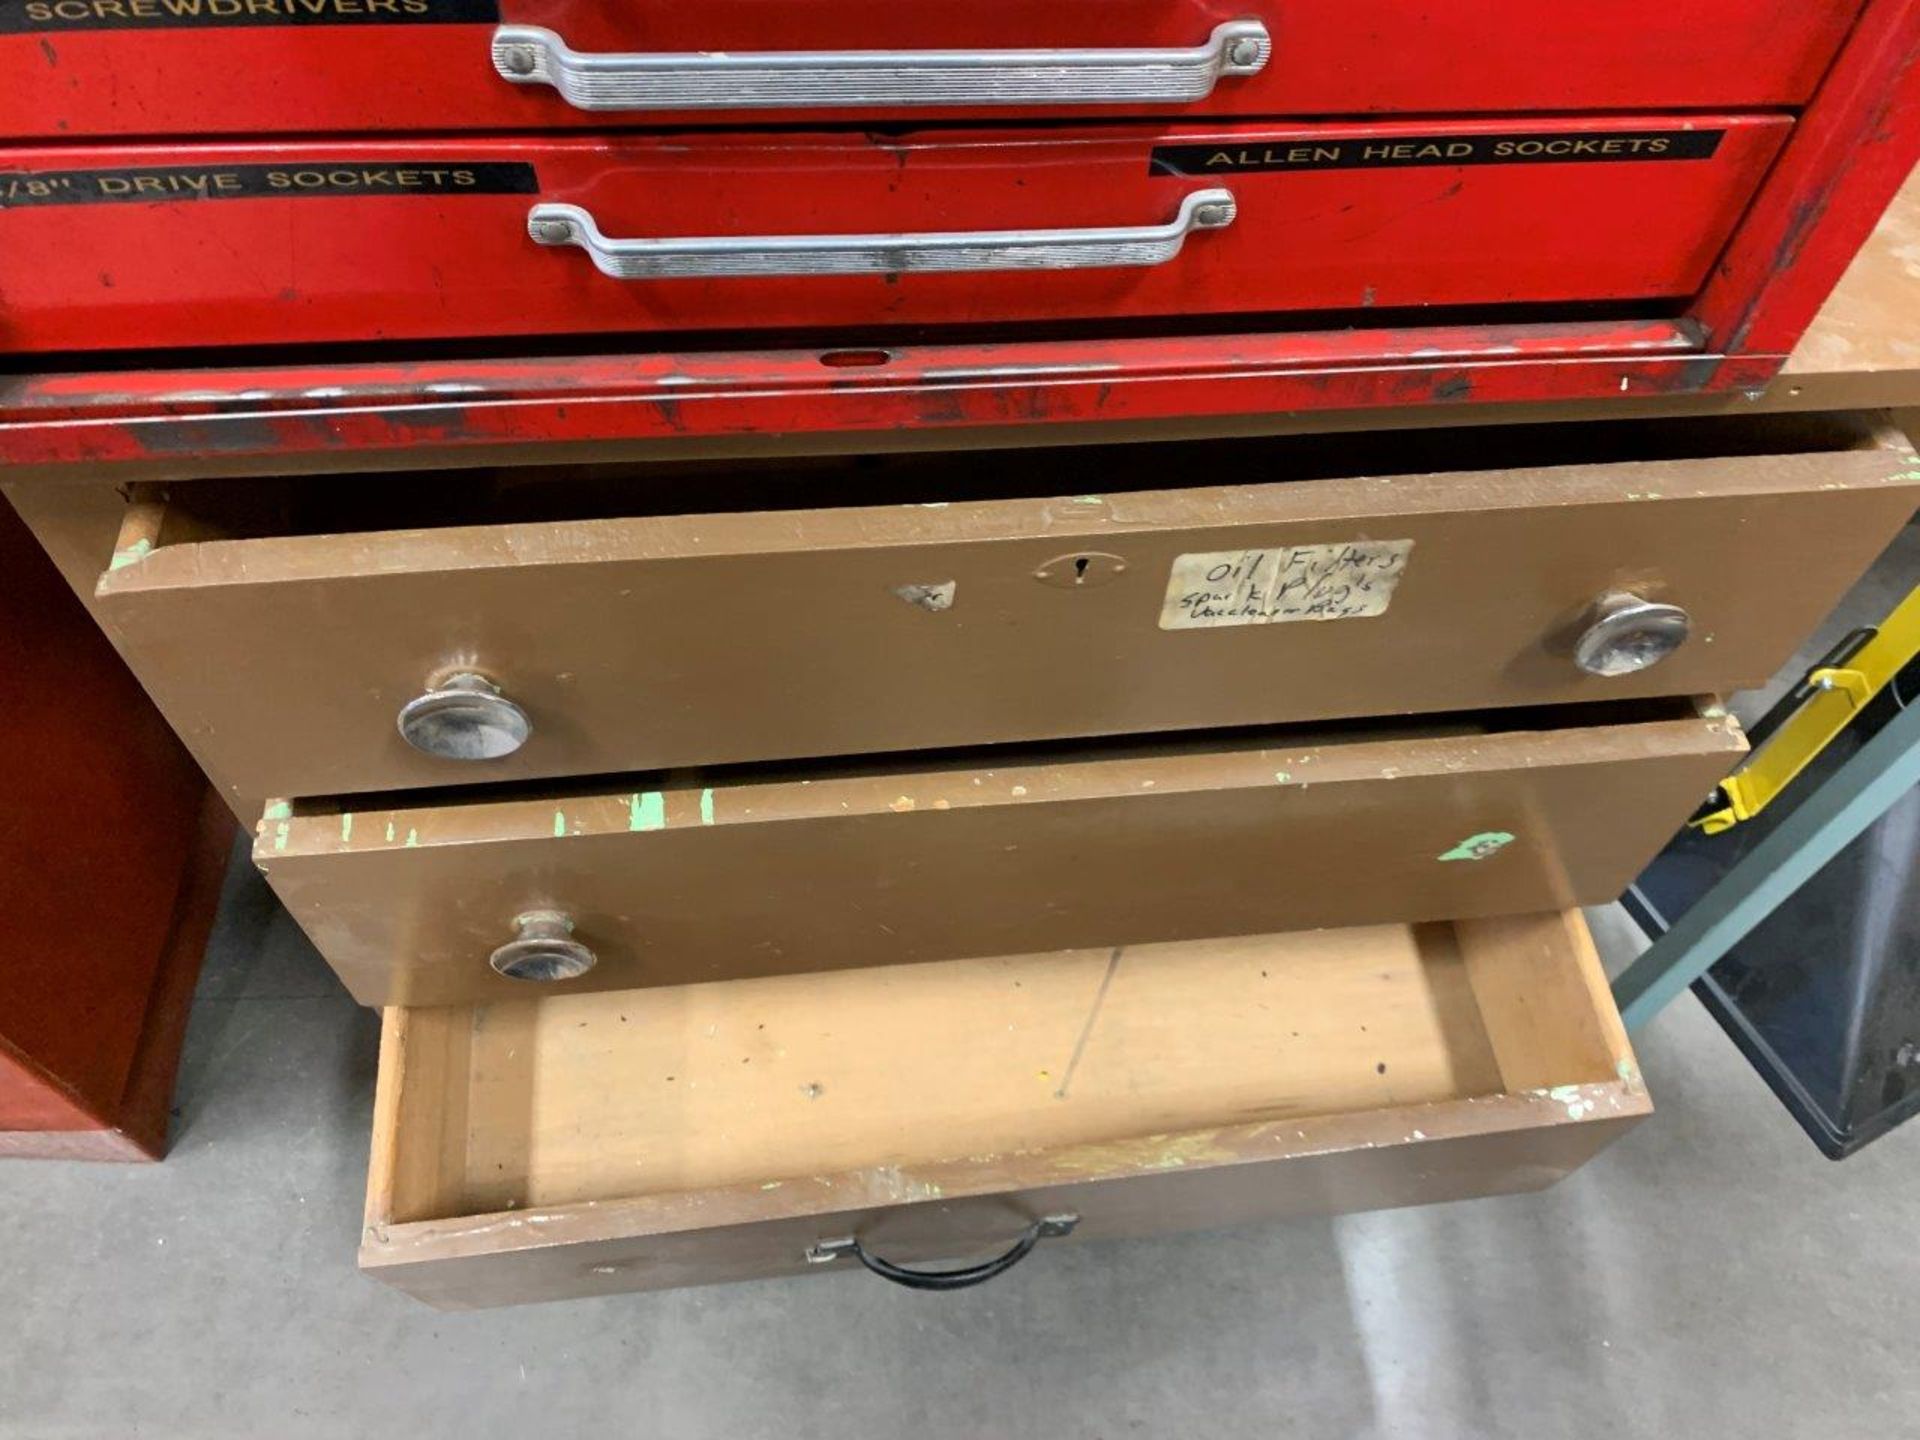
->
[805,1214,1079,1291]
[490,910,598,983]
[396,671,531,761]
[491,22,1270,111]
[1574,592,1693,677]
[527,189,1236,281]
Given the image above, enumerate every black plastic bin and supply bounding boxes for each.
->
[1622,655,1920,1158]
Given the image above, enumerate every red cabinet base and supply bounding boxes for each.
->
[0,497,230,1162]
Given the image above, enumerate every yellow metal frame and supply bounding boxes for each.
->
[1693,584,1920,834]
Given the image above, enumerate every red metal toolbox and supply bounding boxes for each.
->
[2,0,1861,139]
[0,117,1790,354]
[0,0,1914,467]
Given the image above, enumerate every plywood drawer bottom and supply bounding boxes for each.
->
[362,908,1646,1308]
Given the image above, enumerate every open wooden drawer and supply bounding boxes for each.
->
[259,698,1743,1008]
[362,909,1646,1307]
[92,412,1919,807]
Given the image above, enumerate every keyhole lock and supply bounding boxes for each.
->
[1034,551,1128,590]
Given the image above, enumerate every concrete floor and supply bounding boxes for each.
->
[6,530,1917,1439]
[5,885,1917,1439]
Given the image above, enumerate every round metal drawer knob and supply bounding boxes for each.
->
[1573,592,1692,678]
[489,910,597,983]
[397,672,531,761]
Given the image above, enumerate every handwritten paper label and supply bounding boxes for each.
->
[1160,540,1413,630]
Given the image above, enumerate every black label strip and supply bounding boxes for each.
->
[0,162,538,207]
[1150,129,1725,177]
[1,0,496,33]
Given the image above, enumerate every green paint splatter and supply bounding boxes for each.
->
[339,814,353,844]
[107,538,152,571]
[262,801,292,820]
[404,828,419,849]
[1546,1083,1594,1120]
[553,810,568,838]
[272,821,289,853]
[629,791,666,832]
[384,821,396,844]
[1438,831,1516,862]
[699,788,716,826]
[1274,771,1293,784]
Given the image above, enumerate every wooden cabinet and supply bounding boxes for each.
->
[1,0,1914,1307]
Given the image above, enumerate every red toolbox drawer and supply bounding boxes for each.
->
[1,1,1861,140]
[0,117,1791,355]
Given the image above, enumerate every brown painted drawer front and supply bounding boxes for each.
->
[96,436,1919,806]
[361,910,1647,1307]
[260,704,1742,1008]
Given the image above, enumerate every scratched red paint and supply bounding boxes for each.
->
[0,323,1782,470]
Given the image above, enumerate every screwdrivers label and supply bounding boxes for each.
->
[5,0,497,30]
